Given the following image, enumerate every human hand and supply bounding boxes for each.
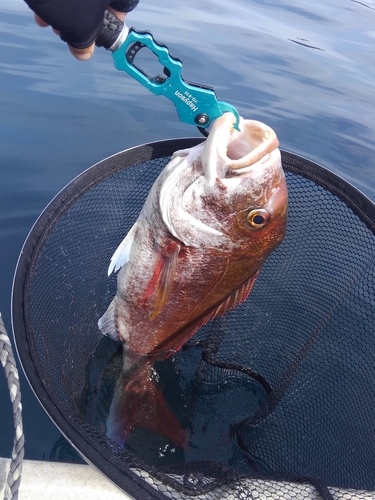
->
[33,8,127,60]
[26,0,138,60]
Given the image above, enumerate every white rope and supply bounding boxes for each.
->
[0,312,24,500]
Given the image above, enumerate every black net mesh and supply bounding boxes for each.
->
[12,139,375,500]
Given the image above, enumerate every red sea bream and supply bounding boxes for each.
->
[98,112,288,448]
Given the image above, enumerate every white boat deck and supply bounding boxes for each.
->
[0,458,132,500]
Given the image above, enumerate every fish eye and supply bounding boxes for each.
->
[247,209,270,228]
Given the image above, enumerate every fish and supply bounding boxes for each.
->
[98,112,288,449]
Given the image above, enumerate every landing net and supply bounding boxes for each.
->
[12,139,375,499]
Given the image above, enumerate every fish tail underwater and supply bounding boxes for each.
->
[106,354,189,449]
[99,113,288,448]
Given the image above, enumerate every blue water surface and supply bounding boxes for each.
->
[1,0,375,463]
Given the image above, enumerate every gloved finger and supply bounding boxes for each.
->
[34,10,94,59]
[107,6,127,21]
[34,13,60,35]
[68,42,95,61]
[34,13,49,27]
[67,8,124,59]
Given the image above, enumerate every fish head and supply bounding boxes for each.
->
[173,113,288,256]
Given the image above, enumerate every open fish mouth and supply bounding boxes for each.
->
[226,118,280,174]
[201,113,280,184]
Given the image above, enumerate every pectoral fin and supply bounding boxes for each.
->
[142,240,181,320]
[108,222,137,276]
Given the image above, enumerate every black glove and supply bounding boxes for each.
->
[25,0,138,49]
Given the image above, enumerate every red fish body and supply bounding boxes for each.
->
[98,113,288,448]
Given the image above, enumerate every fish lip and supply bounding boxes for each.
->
[224,119,280,176]
[224,148,280,179]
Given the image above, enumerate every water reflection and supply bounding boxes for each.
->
[1,0,375,460]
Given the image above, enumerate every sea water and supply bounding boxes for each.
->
[1,0,375,463]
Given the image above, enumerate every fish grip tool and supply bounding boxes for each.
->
[95,10,240,136]
[11,140,375,500]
